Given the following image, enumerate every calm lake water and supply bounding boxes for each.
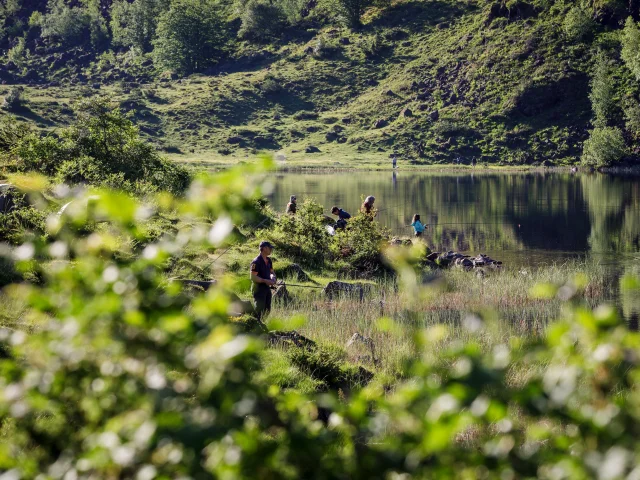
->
[268,170,640,269]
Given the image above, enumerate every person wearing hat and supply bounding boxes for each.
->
[286,195,297,214]
[361,195,376,216]
[250,241,277,320]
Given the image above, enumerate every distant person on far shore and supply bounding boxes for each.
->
[361,196,376,217]
[410,214,425,238]
[331,206,351,229]
[286,195,297,214]
[392,155,397,169]
[471,157,477,167]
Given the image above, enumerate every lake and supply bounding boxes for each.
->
[268,170,640,269]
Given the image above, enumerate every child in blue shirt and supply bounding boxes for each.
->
[410,214,425,237]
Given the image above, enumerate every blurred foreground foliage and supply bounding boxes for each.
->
[1,162,640,479]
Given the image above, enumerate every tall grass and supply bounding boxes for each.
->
[268,261,618,376]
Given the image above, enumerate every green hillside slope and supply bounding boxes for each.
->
[1,0,639,167]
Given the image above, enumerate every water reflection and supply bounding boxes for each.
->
[269,171,640,268]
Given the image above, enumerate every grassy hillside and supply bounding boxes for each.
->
[1,0,638,168]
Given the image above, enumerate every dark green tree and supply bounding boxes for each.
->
[589,51,616,128]
[153,0,226,74]
[622,17,640,81]
[111,0,170,52]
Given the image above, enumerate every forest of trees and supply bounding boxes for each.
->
[1,0,640,165]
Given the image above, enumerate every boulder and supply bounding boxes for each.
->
[429,110,440,121]
[0,184,16,213]
[373,119,387,129]
[400,107,413,118]
[305,145,321,153]
[226,136,243,144]
[325,131,338,142]
[278,263,312,282]
[346,332,380,367]
[323,281,368,301]
[272,284,291,304]
[341,117,352,124]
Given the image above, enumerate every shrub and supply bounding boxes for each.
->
[261,75,282,94]
[268,199,331,266]
[581,126,628,166]
[312,36,340,58]
[359,33,383,57]
[330,211,391,276]
[0,187,46,245]
[40,0,91,45]
[622,17,640,81]
[333,0,373,28]
[589,51,616,128]
[0,115,30,152]
[153,0,227,74]
[280,0,308,24]
[7,36,28,69]
[238,0,285,41]
[14,98,190,193]
[1,86,24,111]
[563,6,595,42]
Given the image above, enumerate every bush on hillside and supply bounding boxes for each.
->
[268,199,331,265]
[40,0,91,45]
[563,6,596,42]
[333,0,373,28]
[7,36,28,69]
[280,0,309,24]
[153,0,226,74]
[581,126,628,167]
[1,86,24,111]
[331,212,391,277]
[14,98,190,193]
[622,17,640,81]
[238,0,285,41]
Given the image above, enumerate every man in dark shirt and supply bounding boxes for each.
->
[331,206,351,229]
[250,241,276,320]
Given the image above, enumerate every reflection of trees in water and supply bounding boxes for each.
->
[580,174,640,254]
[271,171,640,255]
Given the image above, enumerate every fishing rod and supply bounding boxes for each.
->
[276,283,325,289]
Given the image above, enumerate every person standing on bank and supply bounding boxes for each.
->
[392,155,397,169]
[410,214,425,238]
[361,196,376,216]
[286,195,297,214]
[250,241,276,320]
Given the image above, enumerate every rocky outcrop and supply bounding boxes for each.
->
[0,184,16,213]
[432,251,503,270]
[346,332,380,367]
[278,263,312,282]
[323,281,370,300]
